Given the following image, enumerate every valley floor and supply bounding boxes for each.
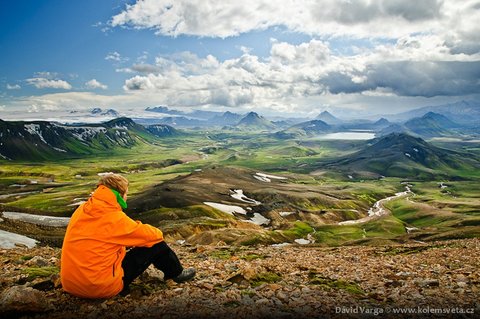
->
[1,239,479,318]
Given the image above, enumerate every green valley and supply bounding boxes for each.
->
[1,119,479,248]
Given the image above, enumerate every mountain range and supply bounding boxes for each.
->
[0,118,177,161]
[275,120,331,139]
[210,111,244,126]
[379,112,460,137]
[142,101,479,134]
[386,100,480,125]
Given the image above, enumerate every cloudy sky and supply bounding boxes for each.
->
[1,0,479,119]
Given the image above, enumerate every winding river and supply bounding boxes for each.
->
[339,184,413,225]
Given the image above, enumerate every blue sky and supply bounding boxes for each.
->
[1,0,479,120]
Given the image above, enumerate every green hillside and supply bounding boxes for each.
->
[0,118,178,161]
[324,133,480,179]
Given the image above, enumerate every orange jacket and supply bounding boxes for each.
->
[60,185,163,298]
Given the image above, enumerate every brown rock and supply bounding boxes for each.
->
[26,256,49,267]
[52,274,62,288]
[416,279,440,287]
[0,285,51,314]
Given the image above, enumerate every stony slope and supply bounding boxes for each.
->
[1,239,479,318]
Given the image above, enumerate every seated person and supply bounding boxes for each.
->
[61,173,195,298]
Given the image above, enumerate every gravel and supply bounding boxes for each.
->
[0,239,479,318]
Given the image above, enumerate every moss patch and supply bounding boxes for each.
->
[282,221,314,239]
[23,266,59,281]
[210,249,233,260]
[20,255,34,261]
[240,253,264,261]
[251,272,282,287]
[309,273,364,295]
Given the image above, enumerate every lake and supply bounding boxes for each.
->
[317,131,376,140]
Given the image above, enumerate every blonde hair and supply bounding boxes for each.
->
[98,173,129,196]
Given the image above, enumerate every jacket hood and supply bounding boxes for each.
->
[83,185,121,216]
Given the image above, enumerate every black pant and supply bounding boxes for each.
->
[121,241,183,292]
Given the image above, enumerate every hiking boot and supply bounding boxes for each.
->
[173,267,196,283]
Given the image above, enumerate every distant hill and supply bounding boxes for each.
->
[388,100,480,125]
[275,120,331,139]
[337,117,392,132]
[271,120,297,129]
[145,106,223,120]
[145,106,185,116]
[236,112,276,130]
[373,118,391,129]
[315,111,342,125]
[324,133,479,179]
[145,124,179,137]
[379,112,458,138]
[378,123,412,137]
[210,111,243,126]
[157,116,206,127]
[91,108,120,117]
[0,118,177,161]
[189,109,224,120]
[404,112,458,137]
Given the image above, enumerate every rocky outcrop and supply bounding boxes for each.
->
[0,239,479,318]
[0,286,51,315]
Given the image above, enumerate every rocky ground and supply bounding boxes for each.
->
[1,239,479,319]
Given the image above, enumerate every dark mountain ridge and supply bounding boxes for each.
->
[379,112,459,138]
[387,100,480,125]
[315,111,342,125]
[0,118,177,161]
[275,120,331,139]
[210,111,244,126]
[236,112,276,130]
[324,133,479,179]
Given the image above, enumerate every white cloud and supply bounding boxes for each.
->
[131,63,163,73]
[103,0,480,115]
[137,51,149,62]
[115,67,135,73]
[33,71,58,79]
[10,31,477,118]
[28,104,39,113]
[6,92,143,118]
[26,77,72,90]
[6,84,21,90]
[7,0,480,119]
[105,51,121,61]
[85,79,108,90]
[124,75,156,90]
[105,51,129,63]
[110,0,478,53]
[115,35,480,113]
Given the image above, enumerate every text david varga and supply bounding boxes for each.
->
[336,307,384,316]
[336,306,475,316]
